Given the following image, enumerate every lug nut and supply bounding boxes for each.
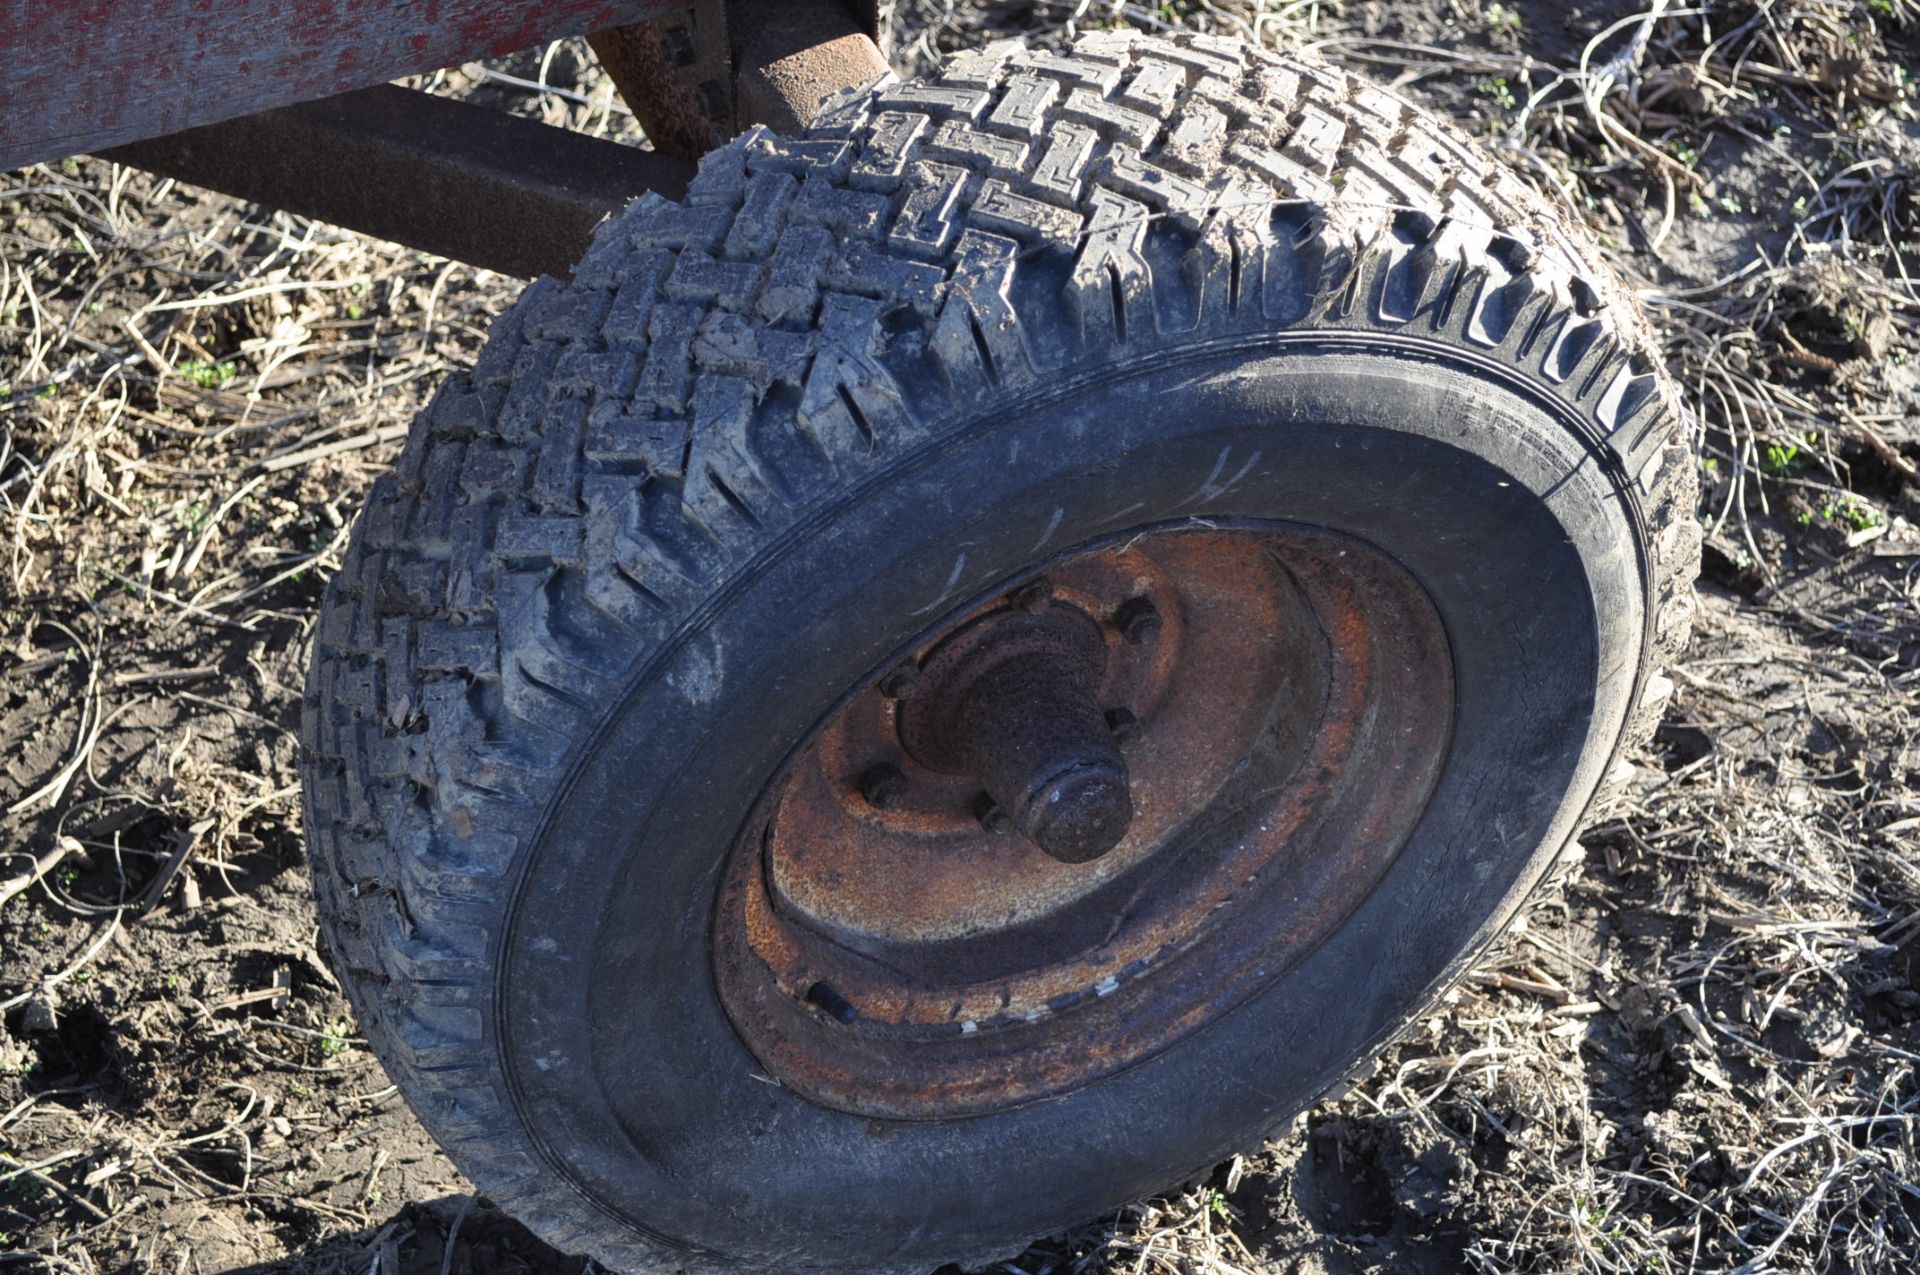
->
[804,980,859,1023]
[858,762,909,810]
[1114,596,1161,644]
[1105,706,1142,747]
[1008,577,1054,613]
[973,791,1012,834]
[877,662,922,699]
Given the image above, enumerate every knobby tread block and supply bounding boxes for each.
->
[302,29,1696,1275]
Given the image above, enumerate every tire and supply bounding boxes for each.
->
[301,30,1697,1275]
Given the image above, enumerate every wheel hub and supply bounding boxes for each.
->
[897,598,1132,865]
[711,524,1455,1119]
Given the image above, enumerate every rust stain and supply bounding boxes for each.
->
[712,526,1456,1120]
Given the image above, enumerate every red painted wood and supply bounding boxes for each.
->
[1,0,689,170]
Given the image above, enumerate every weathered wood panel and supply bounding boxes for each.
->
[1,0,688,170]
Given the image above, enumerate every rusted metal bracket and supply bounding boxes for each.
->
[587,4,737,163]
[590,0,888,161]
[732,0,890,137]
[102,86,694,280]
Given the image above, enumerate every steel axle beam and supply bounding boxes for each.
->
[103,86,694,280]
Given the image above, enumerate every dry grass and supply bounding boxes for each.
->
[3,3,1918,1274]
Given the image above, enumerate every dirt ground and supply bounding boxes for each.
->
[3,2,1917,1272]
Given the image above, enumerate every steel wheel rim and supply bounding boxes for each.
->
[711,521,1455,1119]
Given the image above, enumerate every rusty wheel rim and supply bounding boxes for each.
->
[712,522,1454,1119]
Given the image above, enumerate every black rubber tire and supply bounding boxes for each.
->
[301,31,1697,1275]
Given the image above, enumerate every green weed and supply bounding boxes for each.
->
[1822,494,1885,532]
[1486,3,1523,36]
[179,358,237,389]
[320,1020,353,1059]
[1762,439,1803,475]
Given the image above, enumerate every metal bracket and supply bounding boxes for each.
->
[591,0,888,161]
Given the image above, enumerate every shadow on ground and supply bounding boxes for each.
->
[216,1196,580,1275]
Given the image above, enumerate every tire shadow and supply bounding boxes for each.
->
[220,1195,588,1275]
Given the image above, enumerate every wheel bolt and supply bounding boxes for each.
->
[858,762,908,810]
[973,792,1012,834]
[1008,577,1054,613]
[877,662,921,699]
[1105,706,1142,747]
[804,980,859,1023]
[1114,596,1161,644]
